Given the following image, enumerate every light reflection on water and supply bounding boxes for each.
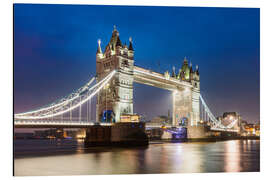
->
[224,140,240,172]
[14,139,260,176]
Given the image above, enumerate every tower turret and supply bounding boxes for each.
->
[195,65,200,81]
[96,39,103,59]
[128,37,134,59]
[128,37,134,51]
[180,57,190,81]
[191,65,200,89]
[189,62,193,80]
[195,65,199,75]
[116,36,122,47]
[172,66,176,78]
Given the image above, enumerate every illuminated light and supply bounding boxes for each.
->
[15,77,96,116]
[133,67,193,88]
[14,120,98,126]
[15,70,115,118]
[76,134,86,139]
[15,71,116,120]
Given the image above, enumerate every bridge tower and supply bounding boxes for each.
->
[96,26,134,123]
[173,58,200,127]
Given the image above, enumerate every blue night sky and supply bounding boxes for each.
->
[14,4,260,124]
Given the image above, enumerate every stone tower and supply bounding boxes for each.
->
[96,26,134,123]
[173,57,200,127]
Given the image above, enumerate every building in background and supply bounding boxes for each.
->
[120,114,140,122]
[146,115,172,127]
[219,112,242,133]
[242,123,260,136]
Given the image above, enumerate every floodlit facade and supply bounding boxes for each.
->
[96,26,201,126]
[96,26,134,123]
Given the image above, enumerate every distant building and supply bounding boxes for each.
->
[242,123,260,136]
[120,114,140,122]
[146,115,172,127]
[255,124,260,136]
[214,112,242,134]
[222,112,241,127]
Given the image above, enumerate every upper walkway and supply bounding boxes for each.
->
[133,66,192,91]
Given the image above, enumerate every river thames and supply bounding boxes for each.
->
[14,139,260,176]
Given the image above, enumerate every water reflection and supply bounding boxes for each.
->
[14,140,260,176]
[224,140,241,172]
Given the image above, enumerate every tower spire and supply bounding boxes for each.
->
[183,56,188,64]
[96,39,102,54]
[172,66,176,77]
[195,65,199,75]
[116,36,122,47]
[190,61,193,73]
[128,37,134,51]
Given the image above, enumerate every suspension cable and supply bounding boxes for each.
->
[16,71,114,116]
[15,70,116,119]
[200,94,237,129]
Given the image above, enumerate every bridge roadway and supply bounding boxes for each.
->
[145,123,238,132]
[14,120,238,132]
[14,119,112,128]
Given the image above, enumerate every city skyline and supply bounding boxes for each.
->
[14,4,260,124]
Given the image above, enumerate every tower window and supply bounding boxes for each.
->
[122,60,129,67]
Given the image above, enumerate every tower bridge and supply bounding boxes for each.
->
[14,26,240,139]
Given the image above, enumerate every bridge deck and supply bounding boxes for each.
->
[14,120,111,128]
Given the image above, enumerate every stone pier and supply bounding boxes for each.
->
[84,122,148,147]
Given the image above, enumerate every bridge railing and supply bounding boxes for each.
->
[14,119,112,126]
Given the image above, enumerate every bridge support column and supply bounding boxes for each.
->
[84,122,148,147]
[111,122,148,145]
[187,126,210,139]
[191,87,200,126]
[172,88,192,127]
[172,91,176,127]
